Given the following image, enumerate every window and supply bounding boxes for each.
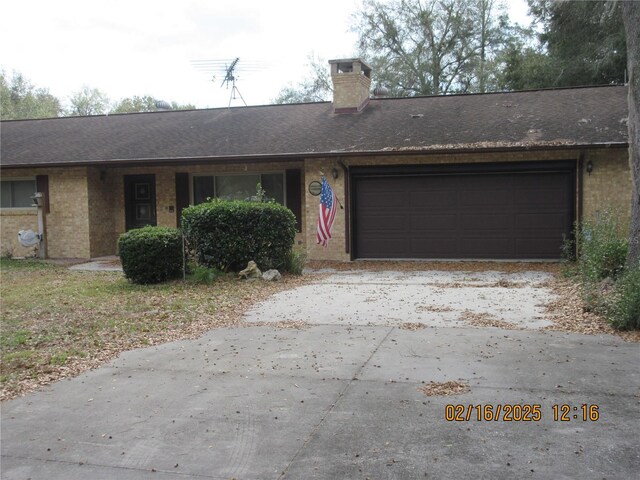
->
[193,173,284,205]
[1,180,36,208]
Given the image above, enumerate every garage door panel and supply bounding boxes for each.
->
[460,214,511,230]
[410,214,458,230]
[460,237,512,256]
[515,238,564,258]
[513,189,570,208]
[459,189,511,207]
[357,238,409,258]
[354,169,573,259]
[410,237,460,255]
[357,187,407,208]
[410,190,457,207]
[357,214,408,231]
[514,213,569,230]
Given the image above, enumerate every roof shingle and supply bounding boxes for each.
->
[0,85,629,167]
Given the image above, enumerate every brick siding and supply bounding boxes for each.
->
[1,148,631,260]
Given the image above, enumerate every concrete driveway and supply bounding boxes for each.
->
[2,268,639,479]
[245,269,554,329]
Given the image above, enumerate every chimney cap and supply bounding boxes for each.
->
[328,58,372,76]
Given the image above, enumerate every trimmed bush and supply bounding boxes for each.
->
[182,199,296,272]
[118,226,183,284]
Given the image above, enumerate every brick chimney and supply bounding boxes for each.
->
[329,58,372,114]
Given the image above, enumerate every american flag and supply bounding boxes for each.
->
[316,177,337,247]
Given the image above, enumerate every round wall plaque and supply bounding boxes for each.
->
[308,181,322,196]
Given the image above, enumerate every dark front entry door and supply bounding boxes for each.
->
[124,174,157,230]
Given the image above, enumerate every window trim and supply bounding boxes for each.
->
[0,177,37,210]
[190,172,287,205]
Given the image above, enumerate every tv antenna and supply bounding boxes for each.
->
[192,57,267,107]
[220,58,246,107]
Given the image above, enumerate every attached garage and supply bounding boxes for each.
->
[352,161,575,260]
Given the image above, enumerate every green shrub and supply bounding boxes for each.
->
[182,199,296,272]
[606,266,640,330]
[576,211,628,282]
[188,264,223,284]
[283,247,307,275]
[118,226,183,284]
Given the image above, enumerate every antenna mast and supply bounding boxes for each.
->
[192,57,267,107]
[221,58,246,107]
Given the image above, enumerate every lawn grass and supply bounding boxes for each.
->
[0,258,308,400]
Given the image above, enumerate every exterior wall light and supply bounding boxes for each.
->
[31,192,44,207]
[586,160,593,175]
[331,167,339,179]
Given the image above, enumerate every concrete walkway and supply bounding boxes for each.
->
[68,256,123,272]
[2,270,639,479]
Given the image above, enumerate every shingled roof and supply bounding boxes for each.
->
[0,85,629,168]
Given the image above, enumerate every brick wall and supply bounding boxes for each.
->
[303,147,632,261]
[1,148,630,261]
[331,74,371,112]
[87,167,117,257]
[109,161,305,255]
[46,168,91,258]
[0,208,38,257]
[305,158,350,261]
[330,60,372,113]
[1,167,91,259]
[582,149,632,231]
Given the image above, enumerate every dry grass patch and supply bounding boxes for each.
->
[0,258,311,400]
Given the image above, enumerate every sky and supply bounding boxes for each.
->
[0,0,532,110]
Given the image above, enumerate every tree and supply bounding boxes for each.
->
[502,0,627,90]
[111,95,195,113]
[352,0,511,96]
[622,0,639,267]
[497,32,558,90]
[111,95,158,113]
[66,86,110,116]
[169,101,195,111]
[273,54,333,104]
[472,0,511,93]
[0,70,61,120]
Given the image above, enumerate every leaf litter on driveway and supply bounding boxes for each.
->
[3,260,637,401]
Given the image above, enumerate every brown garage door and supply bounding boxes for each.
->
[353,166,574,260]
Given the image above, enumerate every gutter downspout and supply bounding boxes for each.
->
[338,158,351,256]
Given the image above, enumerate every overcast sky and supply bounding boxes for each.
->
[0,0,531,110]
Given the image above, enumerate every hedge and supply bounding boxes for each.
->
[181,199,296,271]
[118,226,183,284]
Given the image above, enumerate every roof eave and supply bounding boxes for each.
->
[0,142,629,170]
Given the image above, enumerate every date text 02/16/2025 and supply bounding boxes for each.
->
[444,404,600,422]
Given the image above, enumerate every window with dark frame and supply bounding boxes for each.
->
[192,173,284,205]
[0,180,36,208]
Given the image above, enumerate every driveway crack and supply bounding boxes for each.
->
[277,326,395,479]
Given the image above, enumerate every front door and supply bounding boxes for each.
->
[124,174,157,230]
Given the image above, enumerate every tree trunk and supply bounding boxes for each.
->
[622,1,640,268]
